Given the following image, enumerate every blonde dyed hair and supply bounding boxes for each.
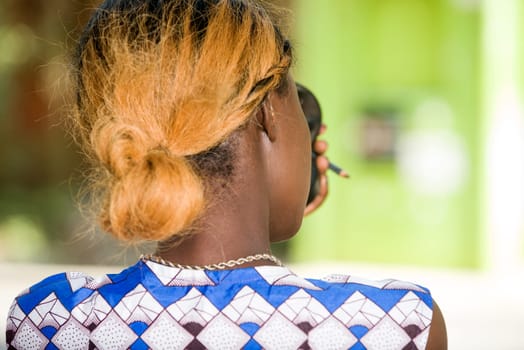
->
[73,0,292,242]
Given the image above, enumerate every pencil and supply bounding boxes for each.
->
[312,152,350,178]
[328,161,350,178]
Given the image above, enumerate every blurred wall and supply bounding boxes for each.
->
[291,0,483,268]
[0,0,137,264]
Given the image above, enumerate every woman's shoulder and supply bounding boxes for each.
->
[9,271,98,314]
[304,273,435,349]
[5,263,141,345]
[8,261,143,307]
[311,272,433,301]
[241,268,436,349]
[306,272,434,320]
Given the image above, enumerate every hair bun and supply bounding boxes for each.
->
[100,148,205,242]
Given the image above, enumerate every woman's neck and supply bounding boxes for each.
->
[155,123,276,267]
[155,200,273,267]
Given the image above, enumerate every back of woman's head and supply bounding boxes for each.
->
[73,0,293,242]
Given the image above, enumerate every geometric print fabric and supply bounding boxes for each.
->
[7,259,434,349]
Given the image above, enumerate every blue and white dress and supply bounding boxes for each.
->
[6,258,434,349]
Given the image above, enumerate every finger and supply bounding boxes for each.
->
[319,124,327,135]
[313,140,328,155]
[316,154,329,173]
[304,173,328,216]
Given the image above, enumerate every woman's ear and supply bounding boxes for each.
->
[257,97,277,142]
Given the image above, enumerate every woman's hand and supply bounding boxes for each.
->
[304,125,329,216]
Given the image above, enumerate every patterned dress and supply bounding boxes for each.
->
[6,258,433,349]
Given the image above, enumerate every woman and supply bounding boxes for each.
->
[6,0,446,349]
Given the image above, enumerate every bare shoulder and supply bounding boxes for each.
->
[426,299,448,350]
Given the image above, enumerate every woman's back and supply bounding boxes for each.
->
[7,258,433,349]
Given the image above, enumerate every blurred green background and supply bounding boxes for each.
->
[292,0,480,268]
[1,0,523,269]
